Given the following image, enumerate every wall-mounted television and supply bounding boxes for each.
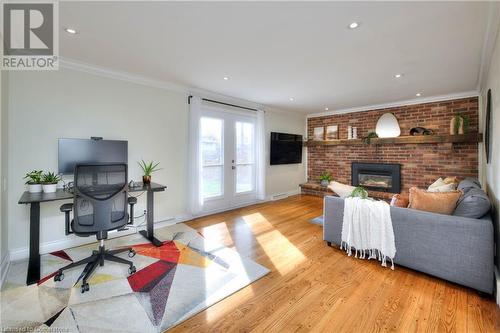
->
[270,132,303,165]
[58,138,128,174]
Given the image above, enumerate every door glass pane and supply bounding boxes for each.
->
[235,121,254,193]
[201,117,223,166]
[236,165,253,193]
[236,122,254,164]
[201,117,223,198]
[202,166,223,198]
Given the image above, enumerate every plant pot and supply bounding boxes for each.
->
[42,183,57,193]
[142,175,151,185]
[320,180,330,187]
[28,184,42,193]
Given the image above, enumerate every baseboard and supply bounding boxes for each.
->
[495,266,500,306]
[266,189,300,201]
[0,251,10,288]
[8,214,191,262]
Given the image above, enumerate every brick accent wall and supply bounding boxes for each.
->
[306,97,479,195]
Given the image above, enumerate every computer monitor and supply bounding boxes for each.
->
[58,138,128,174]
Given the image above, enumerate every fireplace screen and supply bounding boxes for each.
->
[358,174,392,189]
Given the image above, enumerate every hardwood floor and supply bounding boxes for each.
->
[170,195,500,332]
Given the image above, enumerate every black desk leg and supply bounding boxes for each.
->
[139,189,163,247]
[26,202,41,285]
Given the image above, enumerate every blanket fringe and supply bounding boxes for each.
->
[339,245,395,270]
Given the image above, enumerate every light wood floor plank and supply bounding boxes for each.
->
[169,195,500,332]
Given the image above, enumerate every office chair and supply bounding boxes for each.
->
[54,163,136,293]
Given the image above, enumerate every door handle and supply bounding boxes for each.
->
[232,166,236,170]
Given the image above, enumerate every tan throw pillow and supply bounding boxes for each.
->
[328,181,355,198]
[408,187,462,215]
[444,176,459,185]
[390,193,410,208]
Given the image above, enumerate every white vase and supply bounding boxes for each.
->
[28,184,42,193]
[42,183,57,193]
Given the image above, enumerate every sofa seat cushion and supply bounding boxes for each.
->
[408,187,462,215]
[453,188,491,218]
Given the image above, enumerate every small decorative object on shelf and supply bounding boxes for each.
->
[319,172,332,187]
[410,127,433,136]
[450,113,469,135]
[352,127,358,139]
[313,127,325,141]
[325,125,338,140]
[362,131,378,144]
[376,113,401,138]
[24,170,43,193]
[41,172,61,193]
[347,126,352,139]
[138,160,161,184]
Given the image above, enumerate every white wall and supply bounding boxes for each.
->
[480,4,500,303]
[6,68,189,257]
[265,110,306,198]
[1,70,9,276]
[4,67,306,259]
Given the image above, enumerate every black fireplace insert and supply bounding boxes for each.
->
[351,162,401,193]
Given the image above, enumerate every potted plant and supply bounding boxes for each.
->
[41,172,61,193]
[319,172,332,187]
[24,170,43,193]
[138,160,161,184]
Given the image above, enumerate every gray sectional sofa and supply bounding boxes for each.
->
[323,178,494,294]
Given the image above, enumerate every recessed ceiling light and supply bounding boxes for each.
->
[289,97,295,102]
[64,28,77,34]
[348,22,359,29]
[325,107,329,111]
[223,76,229,81]
[394,73,403,78]
[416,93,422,97]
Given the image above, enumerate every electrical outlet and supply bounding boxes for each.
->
[143,209,147,215]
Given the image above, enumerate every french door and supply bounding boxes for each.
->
[200,107,257,213]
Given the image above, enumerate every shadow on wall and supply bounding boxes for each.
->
[485,182,499,268]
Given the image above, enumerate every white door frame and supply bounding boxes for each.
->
[200,105,257,213]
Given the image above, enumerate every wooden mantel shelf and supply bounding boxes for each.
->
[305,133,483,147]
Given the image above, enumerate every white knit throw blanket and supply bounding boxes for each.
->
[341,197,396,269]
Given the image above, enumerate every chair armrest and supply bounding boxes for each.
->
[60,203,73,212]
[127,196,137,224]
[60,203,74,235]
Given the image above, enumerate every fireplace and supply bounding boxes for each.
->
[351,163,401,193]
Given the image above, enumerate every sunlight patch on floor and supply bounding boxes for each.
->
[242,213,306,275]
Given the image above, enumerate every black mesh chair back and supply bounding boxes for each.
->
[73,163,128,237]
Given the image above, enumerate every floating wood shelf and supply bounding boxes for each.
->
[304,133,483,147]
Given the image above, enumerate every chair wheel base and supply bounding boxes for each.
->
[129,266,136,275]
[54,272,64,282]
[81,283,90,293]
[128,249,136,258]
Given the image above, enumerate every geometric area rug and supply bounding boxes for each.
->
[0,223,270,332]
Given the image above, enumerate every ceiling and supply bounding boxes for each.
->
[60,1,489,114]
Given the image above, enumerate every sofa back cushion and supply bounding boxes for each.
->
[408,187,462,215]
[453,188,491,218]
[457,178,481,193]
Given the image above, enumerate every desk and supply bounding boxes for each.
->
[18,182,167,285]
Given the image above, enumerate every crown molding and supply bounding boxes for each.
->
[59,57,264,111]
[477,2,500,93]
[306,91,479,119]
